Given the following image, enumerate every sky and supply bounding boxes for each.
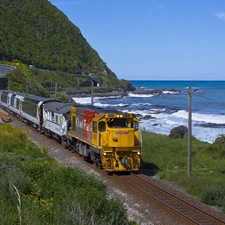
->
[49,0,225,80]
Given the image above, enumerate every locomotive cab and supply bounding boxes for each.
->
[92,113,141,172]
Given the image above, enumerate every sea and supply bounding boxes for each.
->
[73,80,225,144]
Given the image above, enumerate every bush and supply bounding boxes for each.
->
[213,134,225,146]
[169,125,188,139]
[0,123,27,152]
[200,186,225,209]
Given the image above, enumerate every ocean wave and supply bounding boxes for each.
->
[172,110,225,124]
[137,110,225,143]
[98,96,122,100]
[73,96,121,104]
[94,102,129,108]
[73,97,93,104]
[128,93,154,98]
[162,90,179,94]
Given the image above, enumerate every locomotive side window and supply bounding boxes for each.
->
[51,112,54,121]
[44,109,47,119]
[131,121,139,131]
[66,113,70,119]
[1,94,7,103]
[16,99,20,109]
[93,121,97,133]
[22,101,36,117]
[98,121,106,132]
[10,97,13,106]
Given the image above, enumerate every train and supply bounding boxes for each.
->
[0,90,142,172]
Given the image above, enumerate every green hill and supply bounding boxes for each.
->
[0,0,110,75]
[0,0,134,95]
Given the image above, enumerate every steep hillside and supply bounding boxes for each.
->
[5,64,50,97]
[3,63,133,99]
[0,0,116,78]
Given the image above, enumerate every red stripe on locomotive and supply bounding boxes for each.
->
[83,109,95,140]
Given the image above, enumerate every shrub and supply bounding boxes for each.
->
[200,185,225,208]
[169,125,188,139]
[0,124,27,152]
[213,134,225,146]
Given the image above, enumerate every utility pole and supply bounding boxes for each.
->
[91,80,94,106]
[26,81,28,94]
[188,86,192,177]
[55,82,57,99]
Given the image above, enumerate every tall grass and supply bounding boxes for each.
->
[12,185,21,225]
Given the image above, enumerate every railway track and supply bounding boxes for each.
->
[117,172,225,225]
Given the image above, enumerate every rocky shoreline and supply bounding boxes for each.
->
[67,88,181,98]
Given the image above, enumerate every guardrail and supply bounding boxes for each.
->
[0,109,10,122]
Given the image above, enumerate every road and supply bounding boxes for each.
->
[0,64,15,77]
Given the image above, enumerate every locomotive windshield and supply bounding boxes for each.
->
[107,118,128,128]
[95,118,139,132]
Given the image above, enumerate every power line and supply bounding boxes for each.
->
[191,92,225,105]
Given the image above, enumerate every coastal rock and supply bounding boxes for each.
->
[169,125,188,139]
[195,123,225,128]
[136,114,156,121]
[66,87,182,99]
[142,115,153,120]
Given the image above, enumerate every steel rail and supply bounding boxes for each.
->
[117,173,225,225]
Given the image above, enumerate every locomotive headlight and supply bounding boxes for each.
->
[103,152,112,156]
[137,151,141,155]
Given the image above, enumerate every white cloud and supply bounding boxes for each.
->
[215,12,225,21]
[159,4,164,9]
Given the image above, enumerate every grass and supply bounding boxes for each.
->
[141,130,225,212]
[0,123,136,225]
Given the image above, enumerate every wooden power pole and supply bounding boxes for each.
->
[188,86,192,177]
[91,80,94,106]
[55,82,57,99]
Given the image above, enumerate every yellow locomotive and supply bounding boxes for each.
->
[67,105,142,172]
